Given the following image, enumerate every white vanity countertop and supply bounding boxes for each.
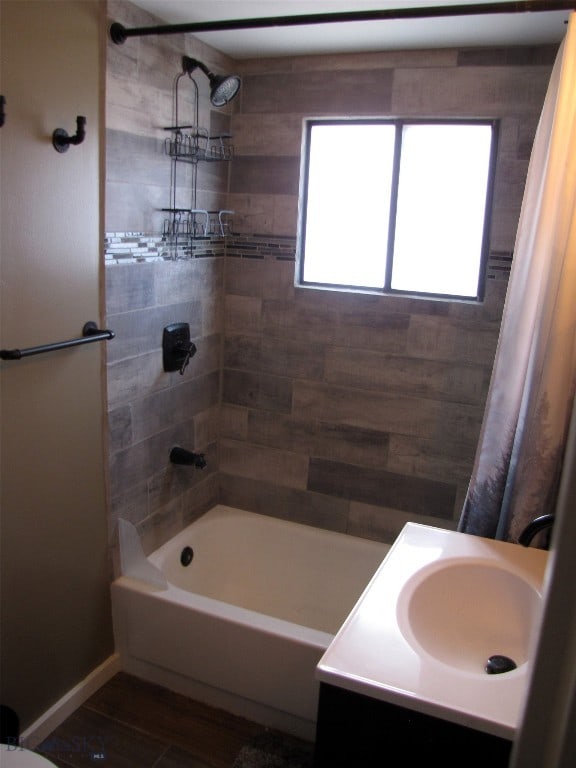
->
[316,523,549,739]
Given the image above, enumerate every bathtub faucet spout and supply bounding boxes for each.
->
[170,446,207,468]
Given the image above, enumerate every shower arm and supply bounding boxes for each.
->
[110,1,576,44]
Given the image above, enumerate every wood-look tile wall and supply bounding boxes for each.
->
[221,44,557,542]
[106,0,556,550]
[105,0,235,558]
[105,259,223,557]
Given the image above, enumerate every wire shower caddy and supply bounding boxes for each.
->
[162,69,234,254]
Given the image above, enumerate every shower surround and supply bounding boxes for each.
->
[105,0,556,558]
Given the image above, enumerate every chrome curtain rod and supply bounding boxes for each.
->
[110,1,575,44]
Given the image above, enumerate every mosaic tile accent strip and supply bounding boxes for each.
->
[104,233,226,263]
[226,234,297,261]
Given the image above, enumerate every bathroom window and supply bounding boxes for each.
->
[297,119,499,301]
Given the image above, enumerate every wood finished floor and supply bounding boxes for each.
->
[34,672,313,768]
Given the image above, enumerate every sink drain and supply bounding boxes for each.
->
[485,655,517,675]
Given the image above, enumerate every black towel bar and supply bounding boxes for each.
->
[0,322,115,360]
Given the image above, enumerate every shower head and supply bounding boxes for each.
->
[182,56,241,107]
[208,72,242,107]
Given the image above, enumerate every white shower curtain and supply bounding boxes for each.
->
[459,13,576,542]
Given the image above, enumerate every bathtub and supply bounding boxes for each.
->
[111,505,389,739]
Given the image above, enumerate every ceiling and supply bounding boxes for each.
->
[127,1,573,59]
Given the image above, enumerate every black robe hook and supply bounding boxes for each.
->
[52,115,86,153]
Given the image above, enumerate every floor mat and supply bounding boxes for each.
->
[232,731,314,768]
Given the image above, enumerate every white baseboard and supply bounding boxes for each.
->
[21,653,121,749]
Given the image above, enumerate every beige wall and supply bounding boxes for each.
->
[0,0,113,729]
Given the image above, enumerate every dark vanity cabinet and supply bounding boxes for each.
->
[313,683,513,768]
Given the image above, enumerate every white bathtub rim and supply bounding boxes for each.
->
[114,574,334,651]
[120,504,388,638]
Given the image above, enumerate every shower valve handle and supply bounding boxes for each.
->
[177,342,196,375]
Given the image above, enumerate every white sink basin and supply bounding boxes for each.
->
[397,558,542,674]
[316,523,548,739]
